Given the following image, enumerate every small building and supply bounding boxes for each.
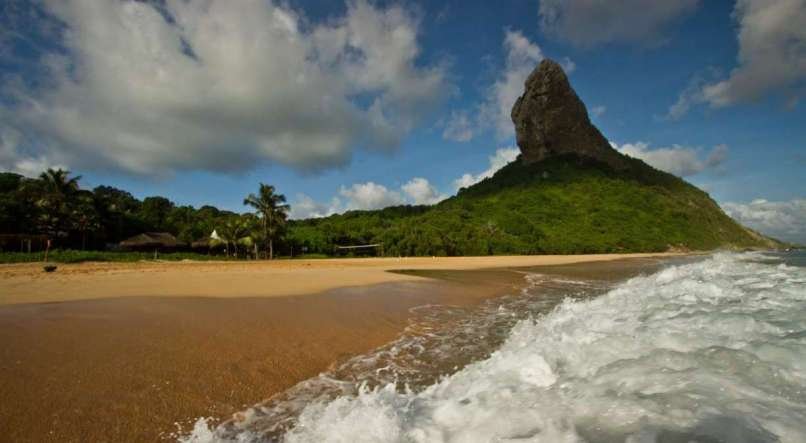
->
[190,230,225,251]
[119,232,182,251]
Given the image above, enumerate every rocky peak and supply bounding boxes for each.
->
[511,59,626,169]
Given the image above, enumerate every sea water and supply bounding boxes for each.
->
[182,251,806,442]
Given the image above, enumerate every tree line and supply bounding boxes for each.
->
[0,169,289,258]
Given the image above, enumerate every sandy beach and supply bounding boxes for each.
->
[0,253,676,305]
[0,254,679,442]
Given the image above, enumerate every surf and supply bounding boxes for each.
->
[183,252,806,442]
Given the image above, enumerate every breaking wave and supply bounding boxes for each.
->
[183,252,806,442]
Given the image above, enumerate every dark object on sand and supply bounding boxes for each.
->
[43,265,58,273]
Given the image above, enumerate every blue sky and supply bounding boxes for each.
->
[1,0,804,242]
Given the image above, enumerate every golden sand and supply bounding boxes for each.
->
[0,254,679,442]
[0,253,677,305]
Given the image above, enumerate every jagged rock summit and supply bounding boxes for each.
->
[511,59,627,169]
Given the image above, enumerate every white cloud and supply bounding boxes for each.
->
[483,30,545,139]
[590,105,607,118]
[722,198,806,243]
[288,193,342,220]
[339,181,405,211]
[453,147,519,190]
[539,0,700,47]
[402,177,447,205]
[442,30,563,143]
[612,142,728,177]
[702,0,806,107]
[0,0,448,176]
[290,176,446,219]
[289,148,519,219]
[442,110,475,142]
[666,73,710,120]
[559,57,576,74]
[0,127,66,177]
[671,0,806,116]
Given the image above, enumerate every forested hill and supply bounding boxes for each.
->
[287,59,776,256]
[287,153,775,256]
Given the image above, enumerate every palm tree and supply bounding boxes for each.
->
[72,191,100,250]
[40,168,81,198]
[36,168,82,239]
[242,214,265,259]
[243,184,289,259]
[218,216,250,258]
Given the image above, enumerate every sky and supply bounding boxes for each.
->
[0,0,804,243]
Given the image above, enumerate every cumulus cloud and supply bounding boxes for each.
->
[442,30,559,143]
[0,0,448,176]
[338,181,405,211]
[402,177,447,205]
[453,147,519,190]
[289,147,518,219]
[0,128,66,177]
[722,198,806,243]
[612,142,728,177]
[670,0,806,116]
[702,0,806,107]
[442,110,476,142]
[290,176,446,219]
[539,0,699,47]
[288,193,341,220]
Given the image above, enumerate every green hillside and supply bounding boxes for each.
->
[287,154,773,255]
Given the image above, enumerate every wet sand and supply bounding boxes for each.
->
[0,255,680,442]
[0,272,521,442]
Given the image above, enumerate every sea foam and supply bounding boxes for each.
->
[185,252,806,442]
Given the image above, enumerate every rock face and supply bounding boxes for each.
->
[511,59,626,169]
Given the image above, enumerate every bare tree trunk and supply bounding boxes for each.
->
[269,238,274,260]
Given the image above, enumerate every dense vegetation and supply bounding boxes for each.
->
[0,154,772,262]
[287,155,772,255]
[0,170,288,258]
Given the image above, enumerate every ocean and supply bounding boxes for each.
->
[183,251,806,443]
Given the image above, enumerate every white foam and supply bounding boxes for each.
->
[184,252,806,442]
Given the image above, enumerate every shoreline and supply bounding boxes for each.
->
[0,253,682,306]
[0,266,529,442]
[0,254,686,442]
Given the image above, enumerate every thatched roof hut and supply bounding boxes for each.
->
[191,239,210,249]
[119,232,182,250]
[191,230,225,250]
